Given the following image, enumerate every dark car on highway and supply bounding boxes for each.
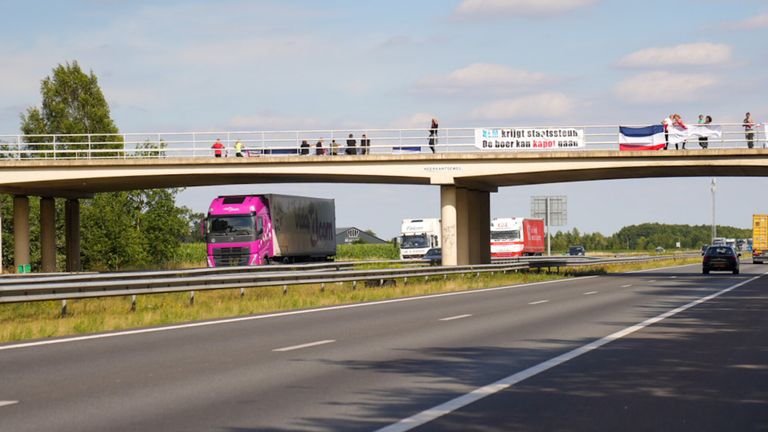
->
[702,245,740,274]
[423,248,441,265]
[568,245,586,256]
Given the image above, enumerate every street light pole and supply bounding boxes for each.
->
[711,178,717,242]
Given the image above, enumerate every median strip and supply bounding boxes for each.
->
[272,339,335,352]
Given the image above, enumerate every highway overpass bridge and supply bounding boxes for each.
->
[1,124,766,272]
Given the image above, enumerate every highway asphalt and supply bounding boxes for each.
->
[0,263,766,431]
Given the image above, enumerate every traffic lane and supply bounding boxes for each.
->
[0,265,748,432]
[409,265,768,432]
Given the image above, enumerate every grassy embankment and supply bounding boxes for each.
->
[0,243,699,343]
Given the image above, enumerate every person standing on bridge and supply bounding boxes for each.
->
[428,118,439,153]
[315,139,326,156]
[662,114,673,150]
[331,139,340,155]
[361,133,370,155]
[234,139,244,157]
[346,133,357,155]
[672,113,687,150]
[744,112,756,149]
[212,138,225,158]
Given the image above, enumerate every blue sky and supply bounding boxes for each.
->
[2,0,767,239]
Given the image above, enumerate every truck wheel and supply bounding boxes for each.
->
[733,269,739,274]
[703,269,709,274]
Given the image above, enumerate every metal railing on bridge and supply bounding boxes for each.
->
[0,123,765,160]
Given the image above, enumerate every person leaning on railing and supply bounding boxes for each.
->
[743,112,756,149]
[211,138,225,157]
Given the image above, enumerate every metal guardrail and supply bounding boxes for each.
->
[0,254,697,305]
[0,262,530,304]
[0,124,765,159]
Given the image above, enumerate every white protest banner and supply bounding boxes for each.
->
[475,128,584,151]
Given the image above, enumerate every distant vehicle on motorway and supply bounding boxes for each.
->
[655,246,665,253]
[422,248,441,265]
[567,245,586,256]
[702,245,740,274]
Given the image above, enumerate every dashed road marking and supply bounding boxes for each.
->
[621,284,633,288]
[528,300,549,305]
[670,276,677,279]
[0,401,18,408]
[273,339,335,352]
[649,280,656,283]
[439,314,472,321]
[583,291,598,295]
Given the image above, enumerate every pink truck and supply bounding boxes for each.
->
[205,194,336,267]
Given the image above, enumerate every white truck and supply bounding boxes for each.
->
[399,218,441,259]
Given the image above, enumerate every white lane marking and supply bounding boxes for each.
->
[272,339,335,352]
[439,314,472,321]
[528,300,549,305]
[583,291,598,295]
[0,275,602,352]
[670,276,678,279]
[0,401,18,408]
[649,280,657,283]
[621,284,633,288]
[376,271,767,432]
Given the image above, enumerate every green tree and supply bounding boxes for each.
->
[10,61,190,271]
[20,61,122,157]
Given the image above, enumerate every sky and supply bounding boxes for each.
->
[2,0,768,239]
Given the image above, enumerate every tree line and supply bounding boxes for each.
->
[549,222,752,253]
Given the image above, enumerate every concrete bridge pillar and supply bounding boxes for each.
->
[40,197,57,273]
[13,195,30,272]
[65,198,81,272]
[442,186,492,266]
[468,190,491,265]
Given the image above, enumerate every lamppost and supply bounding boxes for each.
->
[711,178,717,242]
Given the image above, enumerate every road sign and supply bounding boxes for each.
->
[531,196,567,226]
[531,196,568,256]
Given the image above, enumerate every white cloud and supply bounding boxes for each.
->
[416,63,550,95]
[618,43,732,68]
[471,92,576,120]
[725,13,768,30]
[455,0,597,17]
[614,71,719,104]
[389,113,435,129]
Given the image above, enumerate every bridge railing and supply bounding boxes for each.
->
[0,123,765,160]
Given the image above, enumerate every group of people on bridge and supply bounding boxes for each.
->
[210,118,440,157]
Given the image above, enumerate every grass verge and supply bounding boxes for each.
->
[0,256,699,343]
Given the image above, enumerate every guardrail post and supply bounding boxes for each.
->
[61,299,67,317]
[352,281,357,290]
[320,282,325,292]
[131,295,137,312]
[189,291,195,306]
[283,285,288,295]
[240,287,245,298]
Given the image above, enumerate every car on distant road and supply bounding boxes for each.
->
[422,248,442,265]
[702,245,740,274]
[655,246,665,253]
[568,245,586,256]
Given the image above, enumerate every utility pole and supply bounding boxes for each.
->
[711,178,717,242]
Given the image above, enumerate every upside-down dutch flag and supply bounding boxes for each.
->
[619,125,666,151]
